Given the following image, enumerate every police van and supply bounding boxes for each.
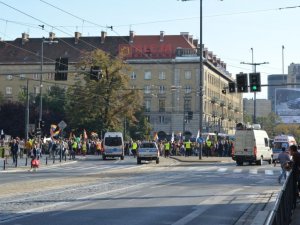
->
[272,135,297,162]
[232,123,273,166]
[102,132,124,160]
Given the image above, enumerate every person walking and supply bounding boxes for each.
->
[277,147,291,184]
[10,139,19,165]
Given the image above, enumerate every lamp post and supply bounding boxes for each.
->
[241,48,268,123]
[39,39,58,133]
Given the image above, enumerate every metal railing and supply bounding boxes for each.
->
[266,169,297,225]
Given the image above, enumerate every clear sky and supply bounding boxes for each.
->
[1,0,300,99]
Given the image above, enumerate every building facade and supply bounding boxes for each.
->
[0,31,243,137]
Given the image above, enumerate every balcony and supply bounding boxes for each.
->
[211,96,219,104]
[175,48,200,57]
[220,100,226,107]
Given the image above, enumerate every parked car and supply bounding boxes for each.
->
[287,98,300,109]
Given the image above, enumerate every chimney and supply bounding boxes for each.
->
[160,31,165,42]
[49,32,55,40]
[180,32,189,40]
[203,47,208,58]
[22,32,29,45]
[129,30,135,43]
[75,32,81,44]
[101,31,107,44]
[193,39,198,48]
[188,35,193,44]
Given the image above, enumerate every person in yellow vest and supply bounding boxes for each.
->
[82,141,87,156]
[96,140,102,155]
[131,141,138,158]
[184,139,192,157]
[71,140,77,159]
[206,139,212,157]
[164,141,171,158]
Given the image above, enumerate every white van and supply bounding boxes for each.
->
[102,132,124,160]
[272,135,297,162]
[232,124,272,166]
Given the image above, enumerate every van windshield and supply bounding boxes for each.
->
[273,142,289,149]
[105,137,122,146]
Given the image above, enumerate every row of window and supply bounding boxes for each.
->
[5,74,55,80]
[131,70,192,80]
[144,99,192,112]
[143,85,192,94]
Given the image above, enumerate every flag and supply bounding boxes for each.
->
[196,129,200,139]
[153,132,158,141]
[171,132,174,143]
[83,129,88,140]
[50,124,60,137]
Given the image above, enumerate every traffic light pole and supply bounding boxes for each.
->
[240,61,268,123]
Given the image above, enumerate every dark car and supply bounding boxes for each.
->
[287,98,300,109]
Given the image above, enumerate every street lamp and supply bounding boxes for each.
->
[39,39,58,132]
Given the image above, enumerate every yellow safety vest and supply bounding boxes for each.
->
[185,142,191,148]
[132,142,137,150]
[165,143,170,150]
[206,140,212,147]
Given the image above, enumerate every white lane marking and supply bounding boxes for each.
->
[217,168,228,172]
[233,168,243,173]
[249,169,258,174]
[172,188,243,225]
[265,170,274,175]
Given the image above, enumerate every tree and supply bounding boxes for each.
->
[256,112,281,138]
[65,49,143,136]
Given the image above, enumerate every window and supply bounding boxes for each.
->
[6,75,13,80]
[159,116,165,124]
[159,85,165,94]
[33,74,40,80]
[145,100,151,112]
[5,87,12,95]
[184,71,192,80]
[131,72,137,80]
[144,85,151,94]
[184,99,191,111]
[159,99,165,112]
[19,74,26,80]
[185,85,192,94]
[159,71,166,80]
[144,71,152,80]
[34,86,40,94]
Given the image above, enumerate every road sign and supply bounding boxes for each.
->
[58,120,67,130]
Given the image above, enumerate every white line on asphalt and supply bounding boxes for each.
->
[172,188,243,225]
[249,169,258,174]
[233,168,243,173]
[217,168,228,172]
[265,170,274,175]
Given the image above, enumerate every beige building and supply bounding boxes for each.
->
[243,98,271,118]
[0,31,243,137]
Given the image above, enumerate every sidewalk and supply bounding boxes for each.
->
[0,155,78,172]
[170,155,234,163]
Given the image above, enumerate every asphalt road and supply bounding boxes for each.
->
[0,156,282,225]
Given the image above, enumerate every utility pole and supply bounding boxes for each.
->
[241,53,269,123]
[39,39,58,137]
[25,79,29,141]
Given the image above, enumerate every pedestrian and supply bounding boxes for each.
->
[10,138,19,164]
[277,147,291,184]
[28,144,38,172]
[289,145,300,203]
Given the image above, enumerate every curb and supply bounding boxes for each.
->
[170,156,224,163]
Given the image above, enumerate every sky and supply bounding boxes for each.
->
[1,0,300,99]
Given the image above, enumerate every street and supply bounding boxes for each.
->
[0,156,282,225]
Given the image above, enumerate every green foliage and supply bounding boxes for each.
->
[256,112,281,138]
[66,49,143,136]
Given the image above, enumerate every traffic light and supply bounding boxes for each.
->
[236,73,248,93]
[55,57,68,80]
[249,73,261,92]
[187,111,193,120]
[40,120,45,128]
[228,82,236,93]
[90,66,103,81]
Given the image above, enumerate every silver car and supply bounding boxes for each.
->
[137,142,160,164]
